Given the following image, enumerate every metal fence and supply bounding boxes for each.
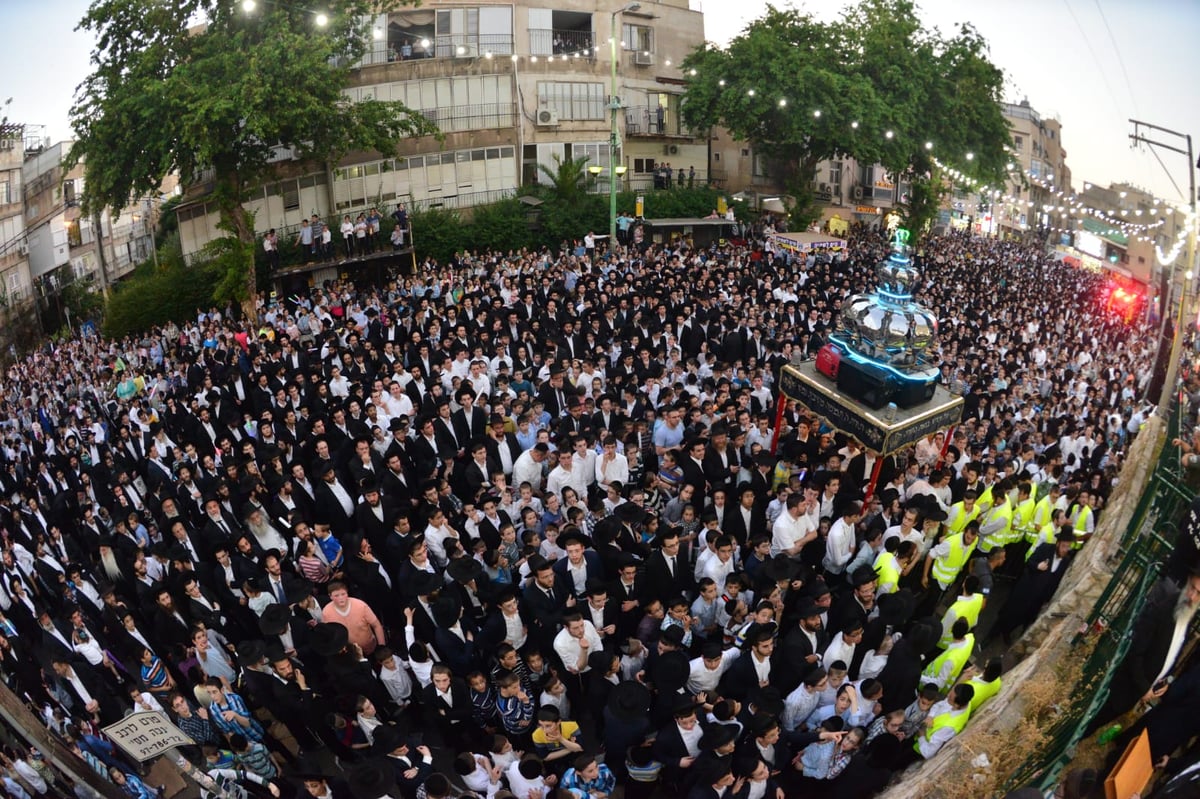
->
[1002,398,1192,791]
[529,28,596,56]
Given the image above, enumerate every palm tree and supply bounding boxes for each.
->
[537,154,592,206]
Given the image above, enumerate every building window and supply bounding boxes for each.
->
[633,158,656,174]
[1013,135,1023,149]
[753,154,770,178]
[281,180,300,211]
[622,24,653,53]
[536,82,605,120]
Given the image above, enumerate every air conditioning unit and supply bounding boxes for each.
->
[819,183,828,192]
[852,185,864,200]
[17,242,28,256]
[633,51,655,66]
[662,144,679,155]
[536,108,560,126]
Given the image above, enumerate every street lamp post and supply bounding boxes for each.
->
[610,2,641,251]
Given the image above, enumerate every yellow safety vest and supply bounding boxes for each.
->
[1072,505,1093,548]
[966,676,1002,714]
[938,594,984,649]
[946,502,981,535]
[1026,521,1057,559]
[1013,498,1037,538]
[874,551,901,594]
[1031,495,1056,533]
[922,634,975,686]
[976,485,995,514]
[931,533,977,588]
[978,501,1013,552]
[913,706,972,754]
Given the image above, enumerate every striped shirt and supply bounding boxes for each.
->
[210,692,263,742]
[497,693,535,734]
[233,741,277,779]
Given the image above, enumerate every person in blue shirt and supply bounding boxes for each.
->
[561,754,616,799]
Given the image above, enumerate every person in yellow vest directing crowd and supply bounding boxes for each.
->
[977,478,1014,556]
[1026,509,1067,560]
[873,538,917,596]
[921,519,980,598]
[922,618,975,690]
[938,576,985,650]
[1009,481,1038,564]
[945,489,981,535]
[912,682,974,759]
[1070,489,1095,549]
[965,656,1004,715]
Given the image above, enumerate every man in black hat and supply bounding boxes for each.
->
[776,598,830,695]
[653,695,707,791]
[827,565,878,638]
[372,722,434,797]
[993,529,1078,645]
[353,479,397,549]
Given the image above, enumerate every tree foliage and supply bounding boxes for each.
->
[69,0,438,317]
[681,0,1011,236]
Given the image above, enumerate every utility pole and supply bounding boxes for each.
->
[1129,120,1197,415]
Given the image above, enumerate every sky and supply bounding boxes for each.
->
[2,0,1197,204]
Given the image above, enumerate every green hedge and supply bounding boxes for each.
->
[411,186,741,263]
[103,262,223,339]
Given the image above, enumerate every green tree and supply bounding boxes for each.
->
[537,154,593,207]
[68,0,438,319]
[681,0,1011,236]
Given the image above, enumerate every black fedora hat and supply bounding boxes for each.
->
[347,761,398,799]
[761,554,801,583]
[607,680,651,721]
[236,639,266,664]
[447,557,484,585]
[370,723,408,755]
[285,578,316,605]
[309,622,349,657]
[614,503,646,524]
[431,594,463,628]
[411,569,443,597]
[557,529,594,549]
[258,603,293,636]
[698,723,739,751]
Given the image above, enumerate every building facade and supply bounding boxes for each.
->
[998,99,1072,236]
[0,126,33,306]
[177,0,708,260]
[22,141,158,295]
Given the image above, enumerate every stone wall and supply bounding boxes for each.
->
[878,415,1168,798]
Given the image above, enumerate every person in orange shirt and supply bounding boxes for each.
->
[321,581,386,656]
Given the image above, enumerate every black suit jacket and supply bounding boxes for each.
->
[775,625,830,694]
[645,550,696,603]
[722,503,766,546]
[451,407,489,447]
[521,576,573,648]
[421,679,473,726]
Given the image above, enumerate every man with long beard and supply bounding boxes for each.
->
[1088,569,1200,735]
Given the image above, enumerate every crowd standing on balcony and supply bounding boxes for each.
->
[0,223,1169,799]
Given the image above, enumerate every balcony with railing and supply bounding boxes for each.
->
[624,106,697,138]
[418,103,517,134]
[529,28,596,56]
[354,33,516,66]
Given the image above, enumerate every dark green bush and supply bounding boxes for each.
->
[103,262,222,339]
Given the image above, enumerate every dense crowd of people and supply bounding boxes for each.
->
[0,223,1169,799]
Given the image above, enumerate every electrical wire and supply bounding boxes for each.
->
[1061,0,1125,117]
[1091,0,1139,117]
